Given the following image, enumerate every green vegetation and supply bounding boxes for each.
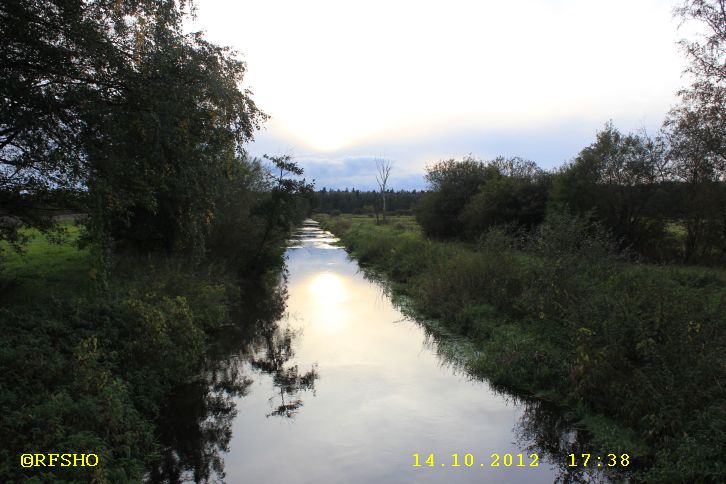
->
[2,0,313,268]
[389,11,726,475]
[1,1,312,481]
[317,214,726,482]
[0,222,90,301]
[0,220,291,481]
[416,156,550,240]
[1,0,723,481]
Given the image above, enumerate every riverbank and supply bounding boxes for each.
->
[0,223,284,481]
[315,214,725,482]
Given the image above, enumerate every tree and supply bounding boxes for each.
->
[490,156,542,179]
[550,123,668,255]
[670,0,726,177]
[375,157,392,222]
[88,27,266,257]
[0,1,191,246]
[663,0,726,259]
[675,0,726,88]
[416,156,497,237]
[0,0,270,273]
[459,159,550,238]
[664,102,726,260]
[247,154,313,270]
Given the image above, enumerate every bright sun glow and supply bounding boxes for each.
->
[189,0,684,158]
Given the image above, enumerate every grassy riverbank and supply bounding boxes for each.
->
[316,214,725,482]
[0,223,282,482]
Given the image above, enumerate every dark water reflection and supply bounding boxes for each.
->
[149,220,624,483]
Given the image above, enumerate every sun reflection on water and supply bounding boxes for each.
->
[308,272,345,302]
[306,272,348,332]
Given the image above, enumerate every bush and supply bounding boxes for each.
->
[459,174,549,239]
[415,157,498,238]
[0,247,266,482]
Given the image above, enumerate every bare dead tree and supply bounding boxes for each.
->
[375,157,392,222]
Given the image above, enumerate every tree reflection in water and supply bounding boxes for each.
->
[250,324,319,418]
[147,361,253,483]
[146,277,319,483]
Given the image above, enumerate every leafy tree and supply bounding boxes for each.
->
[246,155,313,270]
[489,156,542,179]
[664,103,726,260]
[459,159,550,238]
[205,156,266,266]
[88,26,266,257]
[1,0,272,277]
[416,156,498,237]
[675,0,726,89]
[550,123,668,255]
[1,0,185,247]
[664,0,726,260]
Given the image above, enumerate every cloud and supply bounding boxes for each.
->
[286,155,422,191]
[192,0,685,155]
[247,113,668,190]
[198,0,688,190]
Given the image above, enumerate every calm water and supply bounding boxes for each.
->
[150,220,613,483]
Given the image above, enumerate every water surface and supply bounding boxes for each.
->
[152,220,610,483]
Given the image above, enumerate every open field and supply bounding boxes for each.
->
[0,221,91,303]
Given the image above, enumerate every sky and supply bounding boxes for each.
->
[187,0,693,190]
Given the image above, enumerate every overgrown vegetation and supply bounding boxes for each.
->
[318,214,725,482]
[0,209,306,483]
[1,0,312,481]
[0,224,275,481]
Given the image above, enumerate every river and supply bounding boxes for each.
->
[149,219,613,483]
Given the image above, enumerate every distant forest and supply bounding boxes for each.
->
[314,188,423,215]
